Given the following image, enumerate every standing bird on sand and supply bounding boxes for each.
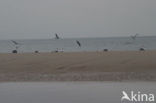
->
[76,40,81,47]
[55,33,60,39]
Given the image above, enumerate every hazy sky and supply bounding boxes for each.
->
[0,0,156,39]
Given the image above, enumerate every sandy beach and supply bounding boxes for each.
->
[0,51,156,82]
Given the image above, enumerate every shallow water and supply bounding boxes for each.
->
[0,82,156,103]
[1,36,156,53]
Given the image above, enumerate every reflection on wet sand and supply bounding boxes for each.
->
[0,82,155,103]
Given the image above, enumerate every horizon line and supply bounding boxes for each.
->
[0,35,156,40]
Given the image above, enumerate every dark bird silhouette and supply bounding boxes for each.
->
[103,49,108,52]
[76,40,81,47]
[131,33,139,40]
[55,33,60,39]
[11,40,21,50]
[12,50,17,53]
[11,40,19,45]
[140,48,145,51]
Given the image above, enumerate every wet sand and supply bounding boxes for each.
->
[0,82,156,103]
[0,51,156,81]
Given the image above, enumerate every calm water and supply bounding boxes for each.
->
[0,82,155,103]
[0,36,156,53]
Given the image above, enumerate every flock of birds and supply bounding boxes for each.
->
[11,33,82,53]
[54,33,81,47]
[11,33,144,53]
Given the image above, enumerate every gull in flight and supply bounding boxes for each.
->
[76,40,81,47]
[55,33,60,39]
[11,40,21,49]
[131,33,139,40]
[11,40,19,45]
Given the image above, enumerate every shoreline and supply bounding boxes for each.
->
[0,51,156,82]
[0,49,154,54]
[0,72,156,82]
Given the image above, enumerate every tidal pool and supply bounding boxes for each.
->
[0,82,156,103]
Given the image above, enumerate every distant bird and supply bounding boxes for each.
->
[131,33,139,40]
[11,40,19,45]
[12,50,17,53]
[54,48,59,53]
[76,40,81,47]
[139,48,145,51]
[55,33,60,39]
[11,40,21,49]
[103,49,108,52]
[35,50,39,53]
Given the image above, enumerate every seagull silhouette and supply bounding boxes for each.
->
[55,33,60,39]
[76,40,81,47]
[121,91,131,101]
[131,33,139,40]
[11,40,19,45]
[11,40,21,49]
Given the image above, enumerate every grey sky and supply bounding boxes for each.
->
[0,0,156,39]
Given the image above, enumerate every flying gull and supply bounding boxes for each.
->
[131,33,139,40]
[11,40,21,49]
[55,33,60,39]
[11,40,19,45]
[76,40,81,47]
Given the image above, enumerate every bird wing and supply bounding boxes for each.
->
[76,40,81,47]
[11,40,18,45]
[55,33,59,39]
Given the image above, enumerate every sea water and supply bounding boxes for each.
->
[0,36,156,53]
